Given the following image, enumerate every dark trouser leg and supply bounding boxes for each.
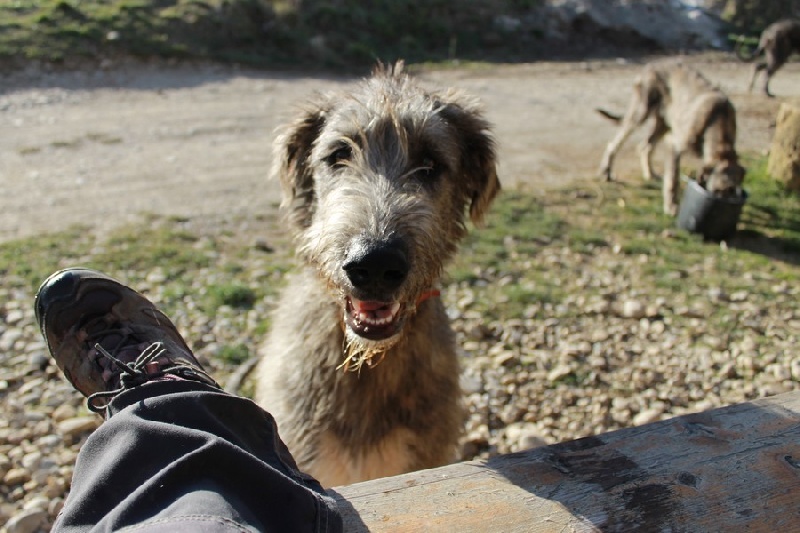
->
[53,380,342,533]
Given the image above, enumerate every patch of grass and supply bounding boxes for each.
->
[97,221,211,275]
[87,132,123,144]
[0,225,92,289]
[566,229,609,253]
[0,0,548,69]
[0,213,294,385]
[217,343,251,365]
[455,191,565,270]
[450,153,799,331]
[18,146,42,155]
[249,317,273,338]
[51,138,82,149]
[204,283,258,312]
[501,283,563,317]
[737,155,800,252]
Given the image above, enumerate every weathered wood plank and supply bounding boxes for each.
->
[330,391,800,532]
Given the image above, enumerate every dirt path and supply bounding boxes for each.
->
[1,56,798,242]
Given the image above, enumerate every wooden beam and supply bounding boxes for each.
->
[330,390,800,532]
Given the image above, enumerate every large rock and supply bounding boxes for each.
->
[767,103,800,192]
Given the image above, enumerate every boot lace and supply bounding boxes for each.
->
[86,335,219,414]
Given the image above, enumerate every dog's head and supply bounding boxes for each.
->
[698,158,746,198]
[272,61,499,361]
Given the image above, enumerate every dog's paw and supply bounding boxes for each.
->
[664,203,679,217]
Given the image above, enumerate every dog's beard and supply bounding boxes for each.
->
[337,328,401,373]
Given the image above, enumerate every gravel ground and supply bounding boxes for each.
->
[2,222,799,531]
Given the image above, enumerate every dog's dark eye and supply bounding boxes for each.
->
[416,157,441,180]
[325,145,352,167]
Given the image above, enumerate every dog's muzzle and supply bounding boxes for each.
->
[342,238,409,341]
[707,182,742,199]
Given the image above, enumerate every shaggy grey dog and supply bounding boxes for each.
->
[255,62,500,487]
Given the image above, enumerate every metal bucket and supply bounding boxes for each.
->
[676,177,747,241]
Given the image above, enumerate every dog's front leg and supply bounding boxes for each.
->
[663,146,681,216]
[748,63,762,93]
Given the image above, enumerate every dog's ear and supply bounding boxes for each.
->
[736,164,746,185]
[372,59,406,78]
[437,97,501,225]
[730,161,746,186]
[697,165,713,187]
[273,104,327,229]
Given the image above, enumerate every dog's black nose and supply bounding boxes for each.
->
[344,240,409,293]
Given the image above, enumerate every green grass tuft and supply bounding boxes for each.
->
[205,283,258,311]
[217,343,251,365]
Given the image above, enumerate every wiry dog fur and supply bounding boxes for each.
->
[598,61,745,215]
[737,19,800,97]
[254,62,500,487]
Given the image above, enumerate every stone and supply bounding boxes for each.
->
[5,508,48,533]
[57,416,100,438]
[51,404,77,423]
[5,309,25,326]
[5,468,30,486]
[622,300,646,319]
[633,407,665,426]
[547,364,573,382]
[504,422,548,451]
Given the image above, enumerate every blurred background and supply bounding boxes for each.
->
[1,0,799,70]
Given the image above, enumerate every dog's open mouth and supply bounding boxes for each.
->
[344,297,402,341]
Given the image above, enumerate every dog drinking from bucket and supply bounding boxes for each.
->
[255,62,500,487]
[597,61,745,216]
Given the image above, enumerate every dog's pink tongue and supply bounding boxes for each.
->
[355,300,386,312]
[352,299,397,320]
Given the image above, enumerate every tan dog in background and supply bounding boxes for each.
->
[598,61,745,215]
[255,62,500,487]
[737,19,800,97]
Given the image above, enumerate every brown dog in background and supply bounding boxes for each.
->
[254,62,500,487]
[737,19,800,97]
[598,61,745,215]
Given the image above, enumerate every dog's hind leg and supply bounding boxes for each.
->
[761,50,787,97]
[637,116,667,181]
[748,61,765,93]
[755,36,790,97]
[599,114,646,181]
[746,41,765,93]
[599,81,652,181]
[663,143,682,216]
